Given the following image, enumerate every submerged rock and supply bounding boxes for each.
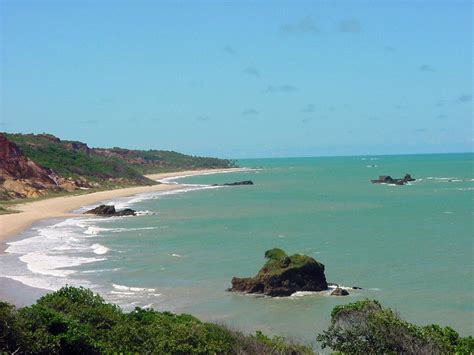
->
[84,204,136,216]
[331,287,349,296]
[228,248,328,297]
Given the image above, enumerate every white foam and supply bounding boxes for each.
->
[169,253,183,258]
[112,283,157,293]
[156,167,257,184]
[80,267,122,274]
[19,252,105,277]
[91,244,110,255]
[110,291,136,295]
[1,217,111,291]
[84,226,112,235]
[290,291,321,297]
[290,284,358,298]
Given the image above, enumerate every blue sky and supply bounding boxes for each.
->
[1,0,472,158]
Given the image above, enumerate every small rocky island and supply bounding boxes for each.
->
[371,174,415,185]
[213,180,254,186]
[84,204,136,216]
[228,248,329,297]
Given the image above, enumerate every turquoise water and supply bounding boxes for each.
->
[2,153,473,345]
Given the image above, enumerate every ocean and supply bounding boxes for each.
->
[1,153,473,346]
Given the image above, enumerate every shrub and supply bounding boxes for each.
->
[0,286,311,354]
[318,299,474,354]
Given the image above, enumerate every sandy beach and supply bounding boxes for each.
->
[0,168,239,243]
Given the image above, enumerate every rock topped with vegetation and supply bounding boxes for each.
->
[0,286,312,354]
[229,248,328,297]
[318,299,474,354]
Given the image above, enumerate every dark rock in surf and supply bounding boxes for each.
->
[371,174,415,185]
[331,287,349,296]
[84,204,136,216]
[114,208,137,216]
[213,180,254,187]
[228,248,328,297]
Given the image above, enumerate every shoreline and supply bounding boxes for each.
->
[0,168,241,243]
[0,167,245,306]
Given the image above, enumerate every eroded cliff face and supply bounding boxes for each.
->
[0,133,71,199]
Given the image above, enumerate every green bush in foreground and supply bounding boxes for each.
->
[0,286,312,354]
[318,299,474,354]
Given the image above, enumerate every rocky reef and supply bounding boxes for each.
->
[84,204,136,216]
[371,174,415,185]
[213,180,254,186]
[228,248,328,297]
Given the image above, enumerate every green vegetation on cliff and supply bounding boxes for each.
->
[6,133,234,181]
[96,147,236,174]
[5,133,152,186]
[0,286,311,354]
[3,133,235,193]
[318,299,474,354]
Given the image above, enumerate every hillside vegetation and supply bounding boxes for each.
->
[0,133,235,201]
[1,286,472,354]
[0,286,312,354]
[317,299,473,354]
[6,133,235,179]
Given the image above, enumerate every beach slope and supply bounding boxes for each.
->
[0,168,238,242]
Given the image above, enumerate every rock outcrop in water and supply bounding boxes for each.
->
[331,287,349,296]
[371,174,415,185]
[213,180,254,186]
[228,248,328,297]
[84,204,136,216]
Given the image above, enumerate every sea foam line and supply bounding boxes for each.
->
[1,167,257,294]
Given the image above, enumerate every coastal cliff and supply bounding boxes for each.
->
[0,133,74,199]
[0,132,236,201]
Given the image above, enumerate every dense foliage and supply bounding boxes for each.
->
[5,133,153,185]
[5,133,235,185]
[318,299,474,354]
[261,248,323,275]
[97,147,237,174]
[0,286,312,354]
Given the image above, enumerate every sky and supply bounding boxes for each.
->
[0,0,472,158]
